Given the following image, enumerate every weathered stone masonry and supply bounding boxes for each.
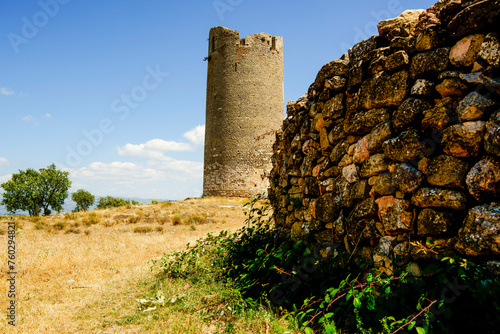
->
[203,27,284,197]
[269,0,500,275]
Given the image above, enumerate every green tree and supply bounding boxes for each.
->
[71,189,95,212]
[0,163,71,216]
[96,196,132,209]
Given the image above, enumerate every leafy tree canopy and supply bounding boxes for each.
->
[96,196,139,210]
[71,189,95,212]
[1,163,71,216]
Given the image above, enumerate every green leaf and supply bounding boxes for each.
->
[353,297,361,309]
[416,327,426,334]
[304,327,313,334]
[408,321,416,330]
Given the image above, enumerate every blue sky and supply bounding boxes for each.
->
[0,0,437,202]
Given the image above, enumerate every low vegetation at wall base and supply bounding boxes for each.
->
[152,197,500,333]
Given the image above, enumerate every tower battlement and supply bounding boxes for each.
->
[203,26,284,198]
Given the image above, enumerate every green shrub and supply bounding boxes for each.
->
[52,221,67,230]
[171,214,182,225]
[34,221,47,230]
[128,216,140,224]
[83,212,100,226]
[133,226,153,233]
[96,196,132,209]
[151,200,159,204]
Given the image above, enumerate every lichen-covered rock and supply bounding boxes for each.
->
[417,208,453,235]
[411,187,467,210]
[393,98,432,131]
[344,108,390,135]
[384,50,409,71]
[455,203,500,255]
[349,36,379,65]
[347,219,381,247]
[459,72,500,95]
[373,236,397,273]
[359,153,389,178]
[323,94,344,120]
[442,121,486,157]
[342,164,359,184]
[330,141,349,164]
[466,156,500,200]
[377,9,425,39]
[372,172,397,196]
[410,47,450,78]
[391,162,425,193]
[410,79,435,96]
[485,111,500,157]
[304,177,320,196]
[359,70,408,109]
[427,155,469,188]
[351,198,378,219]
[352,122,392,164]
[422,97,457,132]
[383,129,422,162]
[347,62,363,92]
[416,24,447,51]
[457,91,496,122]
[449,34,485,67]
[324,209,345,242]
[435,78,468,98]
[325,76,347,91]
[447,0,500,37]
[479,32,500,67]
[309,58,350,99]
[376,196,414,235]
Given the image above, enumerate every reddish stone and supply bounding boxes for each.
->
[442,121,486,157]
[449,34,485,67]
[376,196,414,235]
[435,78,468,98]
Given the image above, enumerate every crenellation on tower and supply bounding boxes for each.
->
[203,26,284,198]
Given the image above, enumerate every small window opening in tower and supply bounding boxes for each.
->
[271,37,276,50]
[235,63,237,72]
[211,36,215,53]
[240,38,245,45]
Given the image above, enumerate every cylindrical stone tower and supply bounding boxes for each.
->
[203,26,284,197]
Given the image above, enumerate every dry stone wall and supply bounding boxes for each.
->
[269,0,500,274]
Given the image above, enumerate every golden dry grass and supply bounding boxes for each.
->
[0,197,251,333]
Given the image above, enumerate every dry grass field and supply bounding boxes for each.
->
[0,197,254,333]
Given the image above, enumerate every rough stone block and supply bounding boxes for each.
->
[427,155,470,188]
[455,203,500,256]
[411,187,467,210]
[359,70,408,109]
[442,121,486,157]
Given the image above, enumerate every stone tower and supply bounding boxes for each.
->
[203,26,284,197]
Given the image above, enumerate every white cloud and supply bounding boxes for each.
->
[117,139,193,159]
[0,174,12,183]
[0,87,14,96]
[45,113,52,118]
[70,158,203,199]
[183,125,205,145]
[0,157,8,166]
[22,115,39,125]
